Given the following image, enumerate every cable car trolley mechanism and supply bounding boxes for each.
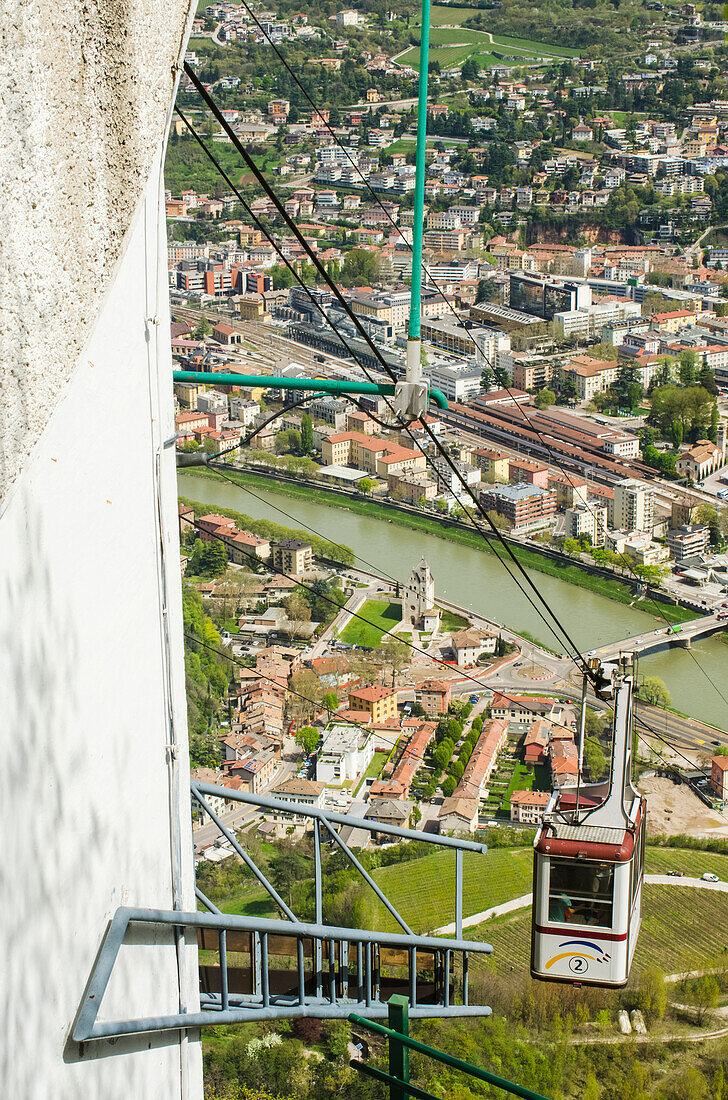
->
[531,655,646,987]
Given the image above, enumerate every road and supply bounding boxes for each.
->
[591,612,728,663]
[193,751,298,852]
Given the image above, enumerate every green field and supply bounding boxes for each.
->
[439,609,469,632]
[477,885,728,977]
[397,44,479,71]
[645,847,728,880]
[490,32,578,57]
[371,846,534,934]
[340,599,402,647]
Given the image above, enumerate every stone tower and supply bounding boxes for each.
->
[402,557,436,627]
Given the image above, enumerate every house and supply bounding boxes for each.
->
[491,694,559,722]
[510,790,551,824]
[227,750,276,793]
[438,797,479,834]
[523,720,549,767]
[549,738,579,788]
[268,778,326,826]
[675,439,724,481]
[452,719,507,801]
[450,628,497,666]
[348,685,398,723]
[364,799,413,840]
[711,755,728,800]
[415,679,452,716]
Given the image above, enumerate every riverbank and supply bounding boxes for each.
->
[189,465,693,624]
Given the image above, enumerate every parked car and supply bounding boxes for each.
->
[702,872,719,882]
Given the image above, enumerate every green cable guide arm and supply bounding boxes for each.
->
[172,370,449,410]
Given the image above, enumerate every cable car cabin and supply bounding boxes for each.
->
[531,809,645,987]
[531,659,647,987]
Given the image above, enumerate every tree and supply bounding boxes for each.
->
[583,737,606,781]
[285,592,311,637]
[639,676,671,708]
[442,776,457,797]
[669,1066,710,1100]
[534,388,556,410]
[357,477,377,495]
[687,974,719,1025]
[195,314,211,338]
[563,538,581,556]
[189,537,229,577]
[321,691,339,714]
[340,248,380,286]
[295,726,319,755]
[638,965,667,1022]
[300,413,314,455]
[269,844,311,907]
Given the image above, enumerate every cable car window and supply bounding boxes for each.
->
[548,859,614,928]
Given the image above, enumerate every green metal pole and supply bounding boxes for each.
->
[171,370,449,408]
[408,0,431,346]
[388,995,410,1100]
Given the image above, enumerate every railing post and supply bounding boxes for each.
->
[388,995,410,1100]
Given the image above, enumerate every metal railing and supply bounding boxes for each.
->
[350,996,551,1100]
[73,784,494,1041]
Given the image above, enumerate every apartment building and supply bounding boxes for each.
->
[666,523,710,563]
[613,478,654,533]
[271,540,313,574]
[480,483,557,532]
[348,685,398,723]
[564,503,608,547]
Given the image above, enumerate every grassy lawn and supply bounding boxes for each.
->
[490,32,578,56]
[396,44,478,70]
[340,599,402,647]
[371,846,534,934]
[439,608,470,632]
[499,763,534,814]
[354,751,389,796]
[179,469,695,625]
[477,885,728,977]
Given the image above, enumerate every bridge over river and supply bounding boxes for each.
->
[590,611,728,662]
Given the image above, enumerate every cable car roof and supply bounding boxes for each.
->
[536,819,637,862]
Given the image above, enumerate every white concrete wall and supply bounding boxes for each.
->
[0,77,202,1100]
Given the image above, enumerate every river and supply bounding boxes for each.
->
[178,471,727,729]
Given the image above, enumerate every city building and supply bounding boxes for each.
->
[479,483,557,533]
[509,272,592,320]
[415,680,452,716]
[271,540,313,574]
[348,685,398,724]
[613,479,654,533]
[317,723,374,784]
[666,523,710,563]
[474,447,510,483]
[510,790,551,824]
[564,503,608,547]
